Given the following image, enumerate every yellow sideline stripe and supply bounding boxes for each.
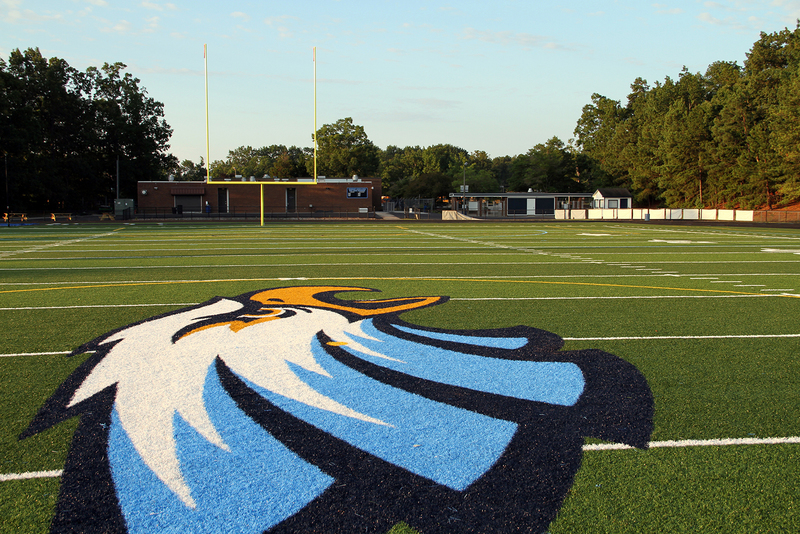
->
[1,276,797,297]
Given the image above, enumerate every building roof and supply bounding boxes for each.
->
[594,188,632,198]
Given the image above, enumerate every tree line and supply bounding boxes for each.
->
[1,47,175,211]
[574,24,800,209]
[4,25,800,211]
[196,119,592,201]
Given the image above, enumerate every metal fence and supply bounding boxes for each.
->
[135,206,377,220]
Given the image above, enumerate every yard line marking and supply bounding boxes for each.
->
[0,470,63,482]
[4,436,799,482]
[0,303,196,311]
[603,225,800,241]
[2,351,70,357]
[452,295,776,300]
[3,277,799,299]
[0,295,780,313]
[584,436,800,451]
[0,268,798,301]
[0,230,120,259]
[1,350,95,358]
[564,334,800,341]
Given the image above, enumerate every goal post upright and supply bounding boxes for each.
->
[203,45,320,226]
[313,46,317,184]
[204,44,210,183]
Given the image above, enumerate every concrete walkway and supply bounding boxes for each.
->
[375,211,401,220]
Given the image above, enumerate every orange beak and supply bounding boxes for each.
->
[249,286,446,317]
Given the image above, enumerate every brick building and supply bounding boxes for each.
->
[137,177,382,216]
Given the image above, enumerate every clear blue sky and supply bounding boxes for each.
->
[2,1,799,164]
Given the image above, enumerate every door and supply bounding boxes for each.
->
[217,188,228,214]
[286,188,296,212]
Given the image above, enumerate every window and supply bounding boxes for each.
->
[346,187,368,198]
[607,199,618,209]
[173,195,203,212]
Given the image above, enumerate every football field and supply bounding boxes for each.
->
[1,220,798,533]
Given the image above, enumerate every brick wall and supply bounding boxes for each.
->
[137,179,382,214]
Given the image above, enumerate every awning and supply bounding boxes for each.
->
[171,187,206,195]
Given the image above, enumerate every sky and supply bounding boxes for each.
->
[2,1,800,165]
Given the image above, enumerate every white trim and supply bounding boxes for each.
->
[584,436,800,451]
[0,470,63,482]
[0,304,196,311]
[564,334,800,341]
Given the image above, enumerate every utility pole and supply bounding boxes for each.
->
[4,153,8,227]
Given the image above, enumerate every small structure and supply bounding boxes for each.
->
[449,192,595,217]
[137,177,381,218]
[592,188,633,209]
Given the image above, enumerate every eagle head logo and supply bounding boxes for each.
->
[24,286,653,533]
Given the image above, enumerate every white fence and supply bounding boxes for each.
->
[556,208,755,222]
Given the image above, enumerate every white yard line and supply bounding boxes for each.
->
[564,334,800,341]
[0,351,98,358]
[584,436,800,451]
[0,303,196,311]
[4,331,798,358]
[3,437,798,482]
[0,231,119,259]
[0,470,63,482]
[453,295,776,300]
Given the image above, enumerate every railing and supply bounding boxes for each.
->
[505,209,555,218]
[135,206,377,220]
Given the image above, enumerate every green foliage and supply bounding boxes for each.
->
[450,167,499,195]
[0,48,175,210]
[209,145,308,180]
[573,23,800,209]
[507,137,584,193]
[406,172,452,200]
[313,117,380,178]
[173,158,207,181]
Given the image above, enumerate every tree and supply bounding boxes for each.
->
[769,64,800,204]
[174,158,207,181]
[0,48,175,209]
[2,48,88,209]
[405,172,453,201]
[312,117,380,177]
[507,137,581,192]
[210,144,309,180]
[83,61,175,199]
[421,144,468,175]
[450,167,499,195]
[379,145,411,191]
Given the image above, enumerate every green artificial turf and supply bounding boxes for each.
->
[1,220,799,533]
[550,444,800,533]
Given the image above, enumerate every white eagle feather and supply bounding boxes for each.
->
[69,297,395,509]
